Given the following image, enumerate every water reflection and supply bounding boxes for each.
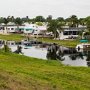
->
[47,44,90,67]
[47,45,63,61]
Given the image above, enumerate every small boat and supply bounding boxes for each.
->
[76,39,90,49]
[76,43,90,49]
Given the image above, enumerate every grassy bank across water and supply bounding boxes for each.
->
[0,52,90,90]
[0,34,79,47]
[38,38,80,47]
[0,34,25,41]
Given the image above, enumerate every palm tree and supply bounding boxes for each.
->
[78,18,85,26]
[84,16,90,30]
[14,17,23,33]
[66,15,78,27]
[3,18,9,34]
[47,20,58,39]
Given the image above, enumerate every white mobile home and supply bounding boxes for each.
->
[32,26,47,37]
[23,24,37,34]
[58,27,87,40]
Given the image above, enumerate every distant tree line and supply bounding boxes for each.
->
[0,15,89,27]
[0,15,90,38]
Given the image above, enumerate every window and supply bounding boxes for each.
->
[11,28,14,30]
[73,31,77,35]
[26,29,29,31]
[69,31,72,35]
[63,31,68,35]
[34,34,37,35]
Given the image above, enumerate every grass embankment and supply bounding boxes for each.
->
[0,52,90,90]
[38,38,80,47]
[0,34,87,47]
[0,34,25,41]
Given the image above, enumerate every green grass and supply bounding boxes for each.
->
[0,52,90,90]
[0,34,25,41]
[38,38,80,47]
[0,34,81,47]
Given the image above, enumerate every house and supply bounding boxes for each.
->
[58,26,87,40]
[23,23,47,37]
[0,22,25,34]
[32,26,47,37]
[0,22,47,37]
[0,25,5,34]
[23,23,36,35]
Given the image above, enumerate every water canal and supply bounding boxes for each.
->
[0,40,90,67]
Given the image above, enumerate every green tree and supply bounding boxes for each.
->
[22,16,30,23]
[3,18,9,25]
[14,17,22,25]
[84,16,90,30]
[66,15,78,27]
[78,18,85,26]
[46,15,52,22]
[3,18,9,33]
[14,17,23,32]
[56,17,65,29]
[47,20,58,38]
[0,17,5,24]
[57,17,64,22]
[7,16,15,22]
[34,16,45,22]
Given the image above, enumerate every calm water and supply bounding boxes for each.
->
[9,45,90,67]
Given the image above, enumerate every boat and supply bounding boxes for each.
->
[76,43,90,49]
[76,39,90,49]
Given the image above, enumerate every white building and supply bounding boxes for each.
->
[23,23,47,37]
[33,26,47,34]
[23,24,37,34]
[58,27,87,40]
[0,22,47,36]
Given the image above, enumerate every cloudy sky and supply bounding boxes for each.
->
[0,0,90,18]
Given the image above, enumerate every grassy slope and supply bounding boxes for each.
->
[0,52,90,90]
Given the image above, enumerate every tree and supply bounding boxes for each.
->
[22,16,30,23]
[47,20,58,38]
[46,15,52,22]
[84,16,90,30]
[56,17,65,29]
[7,16,15,22]
[3,18,9,25]
[66,15,78,27]
[3,18,9,33]
[0,17,5,24]
[78,18,85,26]
[57,17,64,22]
[34,16,45,22]
[14,17,23,33]
[14,17,22,25]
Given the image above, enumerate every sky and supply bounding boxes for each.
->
[0,0,90,18]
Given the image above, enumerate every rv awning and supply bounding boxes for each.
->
[16,28,24,30]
